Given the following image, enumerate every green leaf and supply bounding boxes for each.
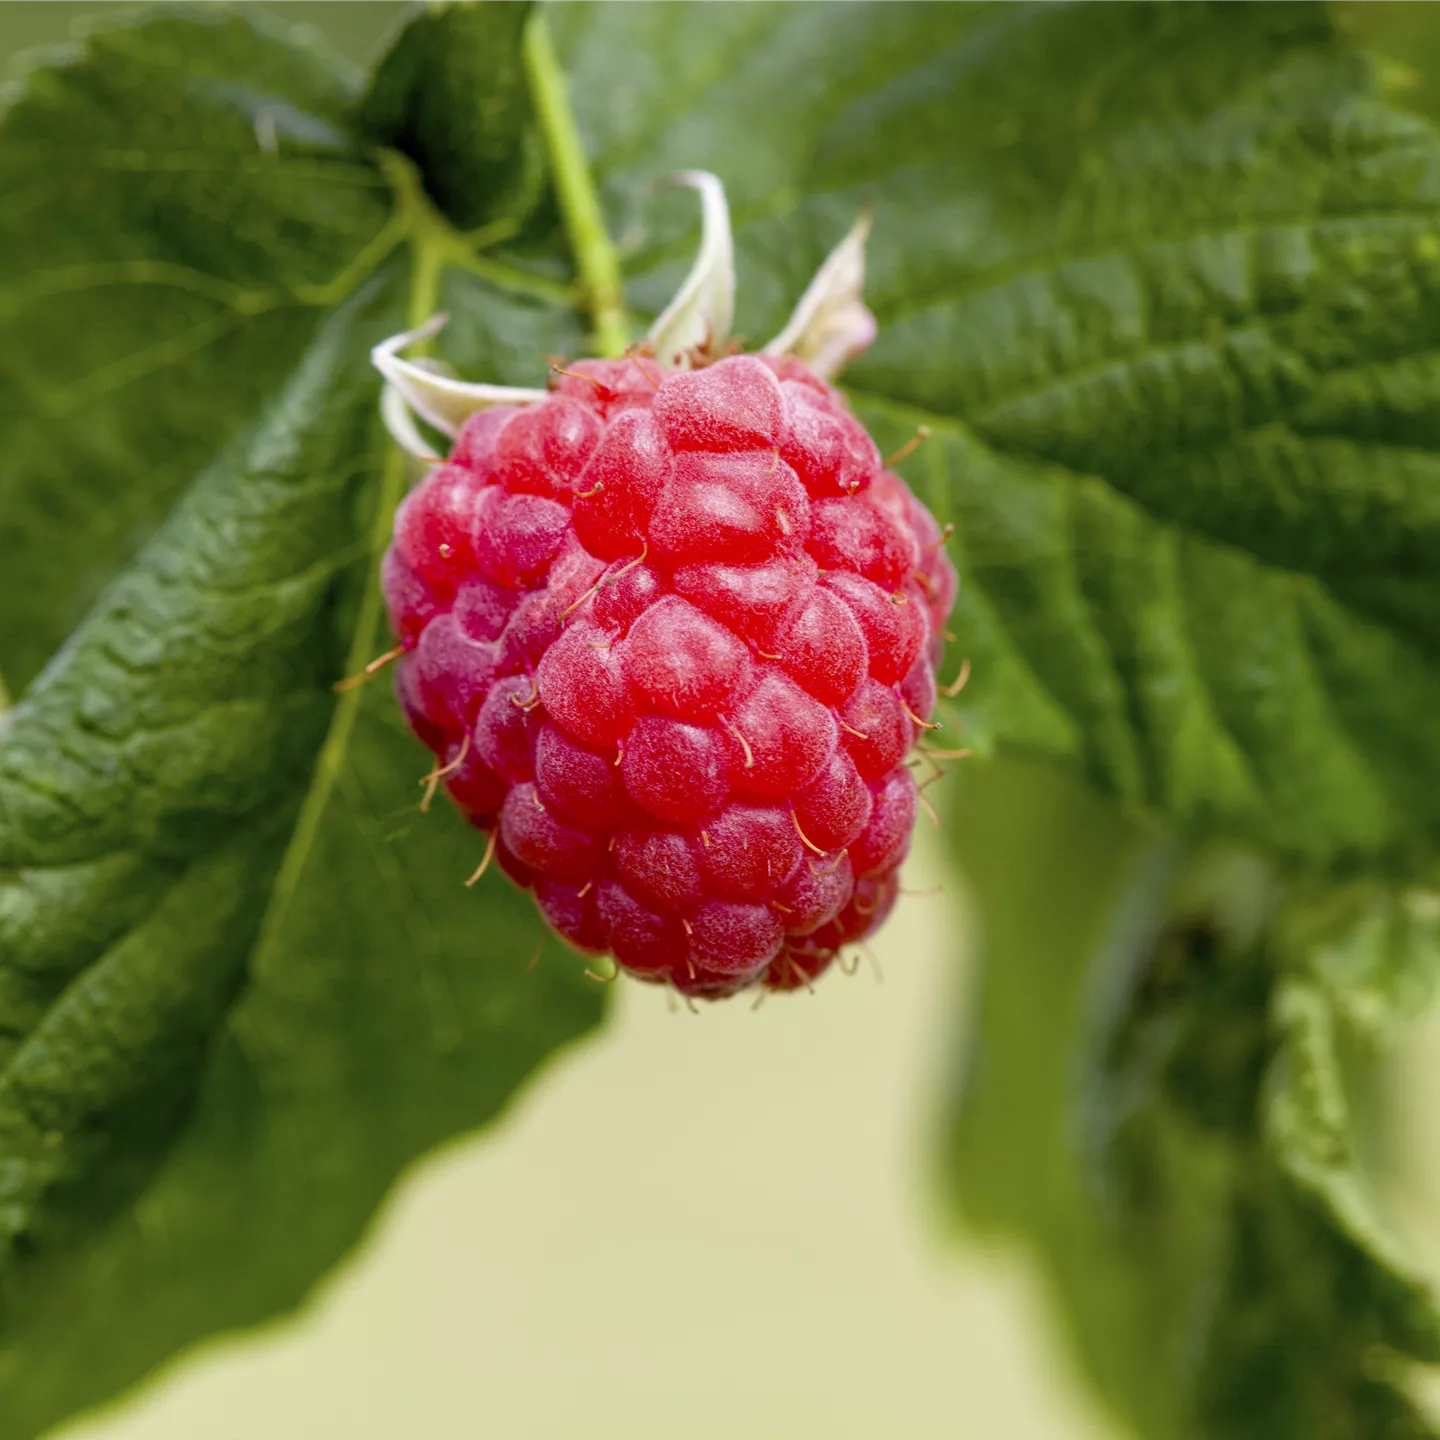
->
[0,5,397,693]
[0,9,600,1436]
[938,759,1206,1437]
[10,4,1440,1436]
[363,0,545,232]
[0,271,601,1439]
[554,0,1440,871]
[941,761,1440,1438]
[605,0,1440,1426]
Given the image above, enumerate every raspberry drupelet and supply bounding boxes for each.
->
[373,174,958,997]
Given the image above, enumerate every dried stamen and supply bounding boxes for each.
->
[626,347,661,390]
[509,676,541,711]
[419,731,469,812]
[603,540,649,587]
[723,719,755,769]
[883,425,930,468]
[464,829,498,887]
[550,363,607,392]
[333,644,404,693]
[917,768,947,795]
[790,811,827,856]
[901,699,942,730]
[560,578,603,619]
[941,657,972,698]
[861,944,884,983]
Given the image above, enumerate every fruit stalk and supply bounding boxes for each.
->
[523,14,628,358]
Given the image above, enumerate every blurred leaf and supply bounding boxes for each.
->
[943,761,1440,1438]
[362,0,545,231]
[0,10,599,1437]
[940,759,1207,1437]
[1334,2,1440,129]
[1291,882,1440,1034]
[554,0,1440,872]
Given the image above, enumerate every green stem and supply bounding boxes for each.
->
[250,218,446,976]
[381,149,575,310]
[523,13,628,357]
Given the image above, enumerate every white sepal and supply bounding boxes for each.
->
[380,382,443,461]
[764,209,876,380]
[646,171,735,367]
[370,314,548,437]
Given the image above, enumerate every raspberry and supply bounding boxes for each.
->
[380,352,957,997]
[371,174,956,997]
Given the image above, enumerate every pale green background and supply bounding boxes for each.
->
[7,4,1440,1437]
[60,829,1119,1440]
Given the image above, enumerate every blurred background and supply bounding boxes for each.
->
[5,4,1440,1438]
[60,824,1125,1440]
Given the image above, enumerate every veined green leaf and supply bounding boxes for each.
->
[363,0,545,233]
[0,10,601,1436]
[7,3,1440,1436]
[0,6,397,691]
[556,0,1440,870]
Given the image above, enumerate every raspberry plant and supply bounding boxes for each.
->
[1,4,1439,1438]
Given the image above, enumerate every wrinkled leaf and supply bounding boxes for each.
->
[8,3,1440,1438]
[0,5,395,691]
[0,270,602,1440]
[362,0,544,232]
[556,0,1440,871]
[0,11,601,1437]
[552,10,1440,1419]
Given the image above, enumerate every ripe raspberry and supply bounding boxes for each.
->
[372,171,957,997]
[380,352,957,997]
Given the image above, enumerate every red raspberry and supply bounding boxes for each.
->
[383,354,956,997]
